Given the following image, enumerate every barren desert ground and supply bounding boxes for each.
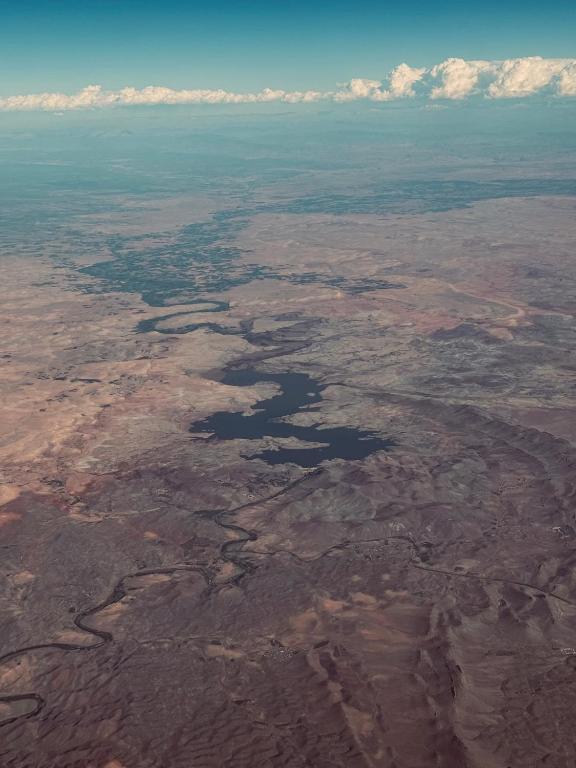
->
[1,114,576,767]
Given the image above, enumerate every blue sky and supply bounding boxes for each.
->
[2,0,576,95]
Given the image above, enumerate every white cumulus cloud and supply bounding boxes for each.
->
[333,78,386,101]
[557,62,576,96]
[1,57,576,112]
[387,63,427,97]
[429,58,496,99]
[487,57,571,98]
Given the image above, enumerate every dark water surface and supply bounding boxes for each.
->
[135,301,231,333]
[84,178,576,466]
[78,179,576,307]
[190,370,392,467]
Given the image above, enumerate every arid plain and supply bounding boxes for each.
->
[1,112,576,768]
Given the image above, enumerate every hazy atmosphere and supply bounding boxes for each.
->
[1,2,576,767]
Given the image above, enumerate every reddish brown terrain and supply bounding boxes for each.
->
[1,131,576,768]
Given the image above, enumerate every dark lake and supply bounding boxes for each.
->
[190,369,392,468]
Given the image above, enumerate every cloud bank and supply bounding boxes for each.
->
[2,57,576,112]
